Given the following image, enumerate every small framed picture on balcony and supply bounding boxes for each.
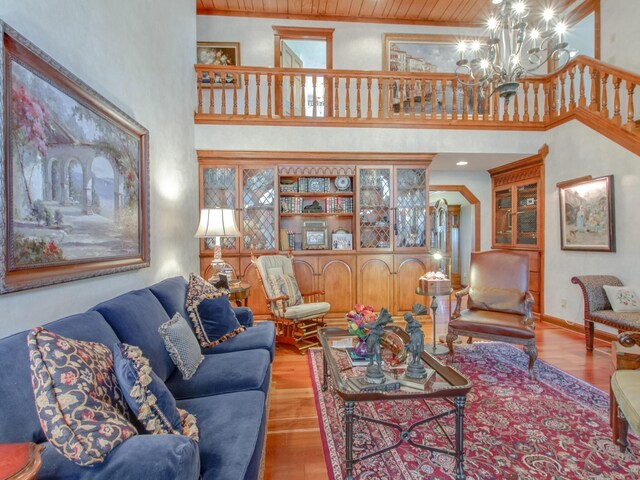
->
[196,42,242,88]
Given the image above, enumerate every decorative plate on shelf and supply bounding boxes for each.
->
[335,176,351,192]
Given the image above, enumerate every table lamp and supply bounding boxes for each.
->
[195,208,241,281]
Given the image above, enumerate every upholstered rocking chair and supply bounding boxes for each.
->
[253,253,330,353]
[446,250,538,378]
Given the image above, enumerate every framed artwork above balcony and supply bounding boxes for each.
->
[382,33,487,117]
[196,41,242,88]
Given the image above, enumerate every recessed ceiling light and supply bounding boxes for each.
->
[456,161,468,166]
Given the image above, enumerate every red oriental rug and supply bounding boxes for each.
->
[309,342,640,480]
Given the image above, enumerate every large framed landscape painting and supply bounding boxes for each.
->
[382,34,485,116]
[0,22,150,293]
[558,175,615,252]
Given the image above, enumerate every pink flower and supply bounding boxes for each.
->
[60,372,77,385]
[81,410,95,421]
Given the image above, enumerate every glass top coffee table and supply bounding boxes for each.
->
[318,325,473,480]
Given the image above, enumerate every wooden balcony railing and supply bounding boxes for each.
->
[194,56,640,151]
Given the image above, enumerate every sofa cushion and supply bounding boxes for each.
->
[93,289,176,381]
[185,274,230,347]
[202,321,275,361]
[590,310,640,329]
[40,433,200,480]
[268,273,303,314]
[165,349,271,400]
[177,391,267,480]
[114,343,198,442]
[149,276,190,322]
[158,314,204,380]
[282,302,330,320]
[0,311,117,445]
[603,285,640,313]
[197,296,245,343]
[28,328,136,466]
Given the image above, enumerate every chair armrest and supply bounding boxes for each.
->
[233,307,254,327]
[523,291,535,327]
[619,331,640,348]
[264,294,289,315]
[452,286,470,318]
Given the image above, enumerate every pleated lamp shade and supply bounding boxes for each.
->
[194,208,241,238]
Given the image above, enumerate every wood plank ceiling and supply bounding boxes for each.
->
[197,0,578,27]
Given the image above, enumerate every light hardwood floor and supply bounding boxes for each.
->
[263,310,612,480]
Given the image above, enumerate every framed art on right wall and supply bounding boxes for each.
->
[558,175,615,252]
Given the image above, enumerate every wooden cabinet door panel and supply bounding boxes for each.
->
[292,256,318,296]
[357,255,393,312]
[394,255,428,315]
[318,256,356,315]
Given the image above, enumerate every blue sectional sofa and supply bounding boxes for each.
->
[0,276,275,479]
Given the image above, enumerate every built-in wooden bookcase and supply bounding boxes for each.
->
[198,151,433,320]
[489,145,547,318]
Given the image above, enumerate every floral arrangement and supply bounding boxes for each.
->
[421,271,448,281]
[346,304,376,339]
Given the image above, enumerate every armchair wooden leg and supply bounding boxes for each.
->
[610,385,620,443]
[617,406,629,453]
[585,321,595,352]
[524,344,538,379]
[446,333,458,361]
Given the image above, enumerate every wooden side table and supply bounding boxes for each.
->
[0,443,44,480]
[228,281,251,307]
[610,341,640,441]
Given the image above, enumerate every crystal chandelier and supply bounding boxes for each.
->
[455,0,571,102]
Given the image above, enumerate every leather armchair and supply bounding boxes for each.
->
[446,250,537,378]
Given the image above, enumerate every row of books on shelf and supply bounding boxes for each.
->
[280,197,353,214]
[280,177,334,193]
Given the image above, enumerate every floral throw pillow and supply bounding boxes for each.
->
[185,273,229,347]
[268,273,303,315]
[28,328,137,466]
[603,285,640,312]
[113,343,198,441]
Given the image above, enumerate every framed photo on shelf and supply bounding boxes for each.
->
[303,226,328,250]
[558,175,615,252]
[332,231,352,250]
[196,41,241,88]
[0,21,150,293]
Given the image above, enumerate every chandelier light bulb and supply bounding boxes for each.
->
[454,0,572,103]
[543,8,555,21]
[513,1,526,14]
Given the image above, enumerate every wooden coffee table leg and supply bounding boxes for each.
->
[345,401,355,480]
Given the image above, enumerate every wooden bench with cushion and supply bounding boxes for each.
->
[571,275,640,351]
[610,331,640,451]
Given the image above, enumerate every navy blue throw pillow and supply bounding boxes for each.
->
[196,295,245,344]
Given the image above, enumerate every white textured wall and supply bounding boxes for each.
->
[544,120,640,331]
[0,0,197,338]
[601,0,640,72]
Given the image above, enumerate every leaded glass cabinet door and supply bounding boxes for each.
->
[394,167,428,251]
[515,182,538,246]
[201,166,238,252]
[240,166,277,252]
[494,187,513,246]
[357,167,392,251]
